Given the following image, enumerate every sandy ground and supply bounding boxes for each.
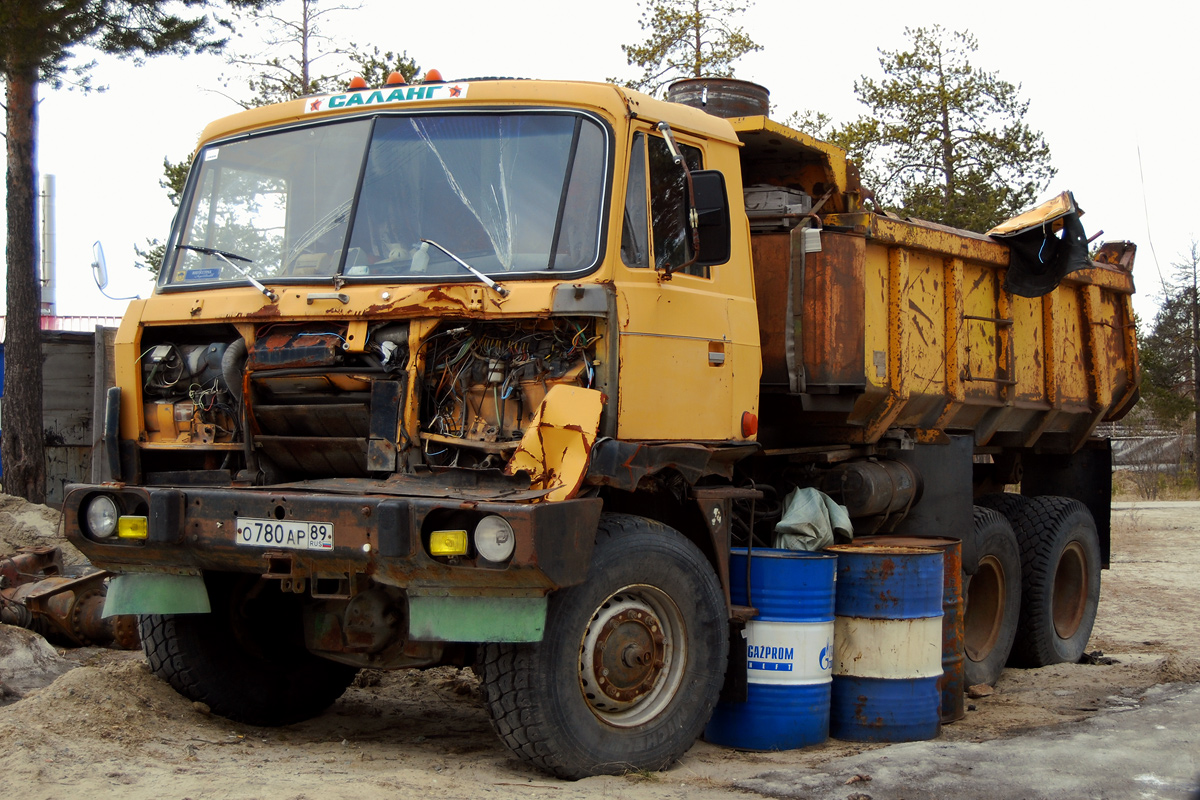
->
[0,498,1195,800]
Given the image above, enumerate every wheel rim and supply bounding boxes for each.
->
[1053,541,1088,639]
[964,554,1004,662]
[578,584,687,728]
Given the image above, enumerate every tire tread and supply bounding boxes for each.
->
[479,513,726,779]
[139,576,357,726]
[1005,496,1100,667]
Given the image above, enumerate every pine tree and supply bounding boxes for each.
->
[795,26,1055,233]
[617,0,761,96]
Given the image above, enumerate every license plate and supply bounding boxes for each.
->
[235,517,334,551]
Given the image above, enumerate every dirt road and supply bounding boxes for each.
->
[0,500,1196,799]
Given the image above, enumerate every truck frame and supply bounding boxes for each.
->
[64,76,1138,779]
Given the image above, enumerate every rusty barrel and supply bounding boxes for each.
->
[825,545,943,742]
[666,78,770,118]
[705,548,836,750]
[852,536,965,723]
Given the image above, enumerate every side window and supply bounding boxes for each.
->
[621,134,649,268]
[621,131,706,277]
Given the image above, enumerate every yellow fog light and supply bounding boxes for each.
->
[429,529,468,556]
[117,516,149,540]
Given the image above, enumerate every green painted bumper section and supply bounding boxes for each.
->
[102,573,212,617]
[407,596,547,642]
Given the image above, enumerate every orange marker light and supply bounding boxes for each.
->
[423,68,443,83]
[741,411,758,438]
[347,76,367,90]
[385,71,407,86]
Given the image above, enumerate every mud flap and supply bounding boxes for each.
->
[102,573,212,617]
[407,595,547,642]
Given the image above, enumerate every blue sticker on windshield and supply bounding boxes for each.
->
[185,268,221,281]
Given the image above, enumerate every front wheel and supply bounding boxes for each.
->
[479,514,728,779]
[140,572,358,726]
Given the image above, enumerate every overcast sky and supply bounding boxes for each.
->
[5,0,1192,323]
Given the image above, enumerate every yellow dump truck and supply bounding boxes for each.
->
[64,75,1138,778]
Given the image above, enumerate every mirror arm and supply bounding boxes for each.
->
[655,122,701,279]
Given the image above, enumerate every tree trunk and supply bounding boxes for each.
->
[1192,282,1199,483]
[938,55,954,219]
[4,67,47,504]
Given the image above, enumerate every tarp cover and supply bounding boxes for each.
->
[773,487,853,551]
[988,191,1090,298]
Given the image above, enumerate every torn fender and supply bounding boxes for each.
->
[504,385,604,502]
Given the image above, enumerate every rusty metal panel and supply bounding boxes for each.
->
[258,435,368,475]
[824,212,1009,265]
[247,329,343,369]
[752,230,865,392]
[367,379,403,472]
[803,233,867,389]
[504,386,603,502]
[751,233,792,388]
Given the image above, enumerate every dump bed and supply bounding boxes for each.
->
[726,114,1139,454]
[750,215,1139,452]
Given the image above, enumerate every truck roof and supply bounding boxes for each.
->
[195,78,748,151]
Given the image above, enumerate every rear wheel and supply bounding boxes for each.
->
[479,514,727,779]
[140,572,357,726]
[1006,497,1101,667]
[964,507,1021,686]
[975,492,1030,529]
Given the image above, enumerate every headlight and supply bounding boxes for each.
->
[85,495,120,539]
[474,516,515,563]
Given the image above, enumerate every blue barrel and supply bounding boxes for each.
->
[826,545,943,742]
[705,548,836,750]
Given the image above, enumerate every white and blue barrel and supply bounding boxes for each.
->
[705,548,837,750]
[826,544,943,742]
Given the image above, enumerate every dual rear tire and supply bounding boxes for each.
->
[970,494,1102,681]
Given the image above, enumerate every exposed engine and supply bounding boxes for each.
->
[134,318,599,482]
[141,340,239,446]
[418,319,600,469]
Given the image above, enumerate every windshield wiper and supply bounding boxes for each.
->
[419,239,510,298]
[176,244,278,302]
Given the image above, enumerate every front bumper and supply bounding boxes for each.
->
[63,484,601,594]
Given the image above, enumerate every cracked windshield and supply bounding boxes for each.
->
[164,113,608,287]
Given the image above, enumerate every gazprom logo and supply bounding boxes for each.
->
[819,641,833,671]
[747,644,795,672]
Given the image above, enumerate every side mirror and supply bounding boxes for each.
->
[691,170,731,266]
[92,241,108,290]
[91,240,140,302]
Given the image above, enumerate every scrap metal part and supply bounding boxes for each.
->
[0,546,140,650]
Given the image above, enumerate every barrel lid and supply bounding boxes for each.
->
[731,546,836,559]
[825,544,940,555]
[852,536,960,550]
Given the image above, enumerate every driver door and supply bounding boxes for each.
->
[613,128,745,442]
